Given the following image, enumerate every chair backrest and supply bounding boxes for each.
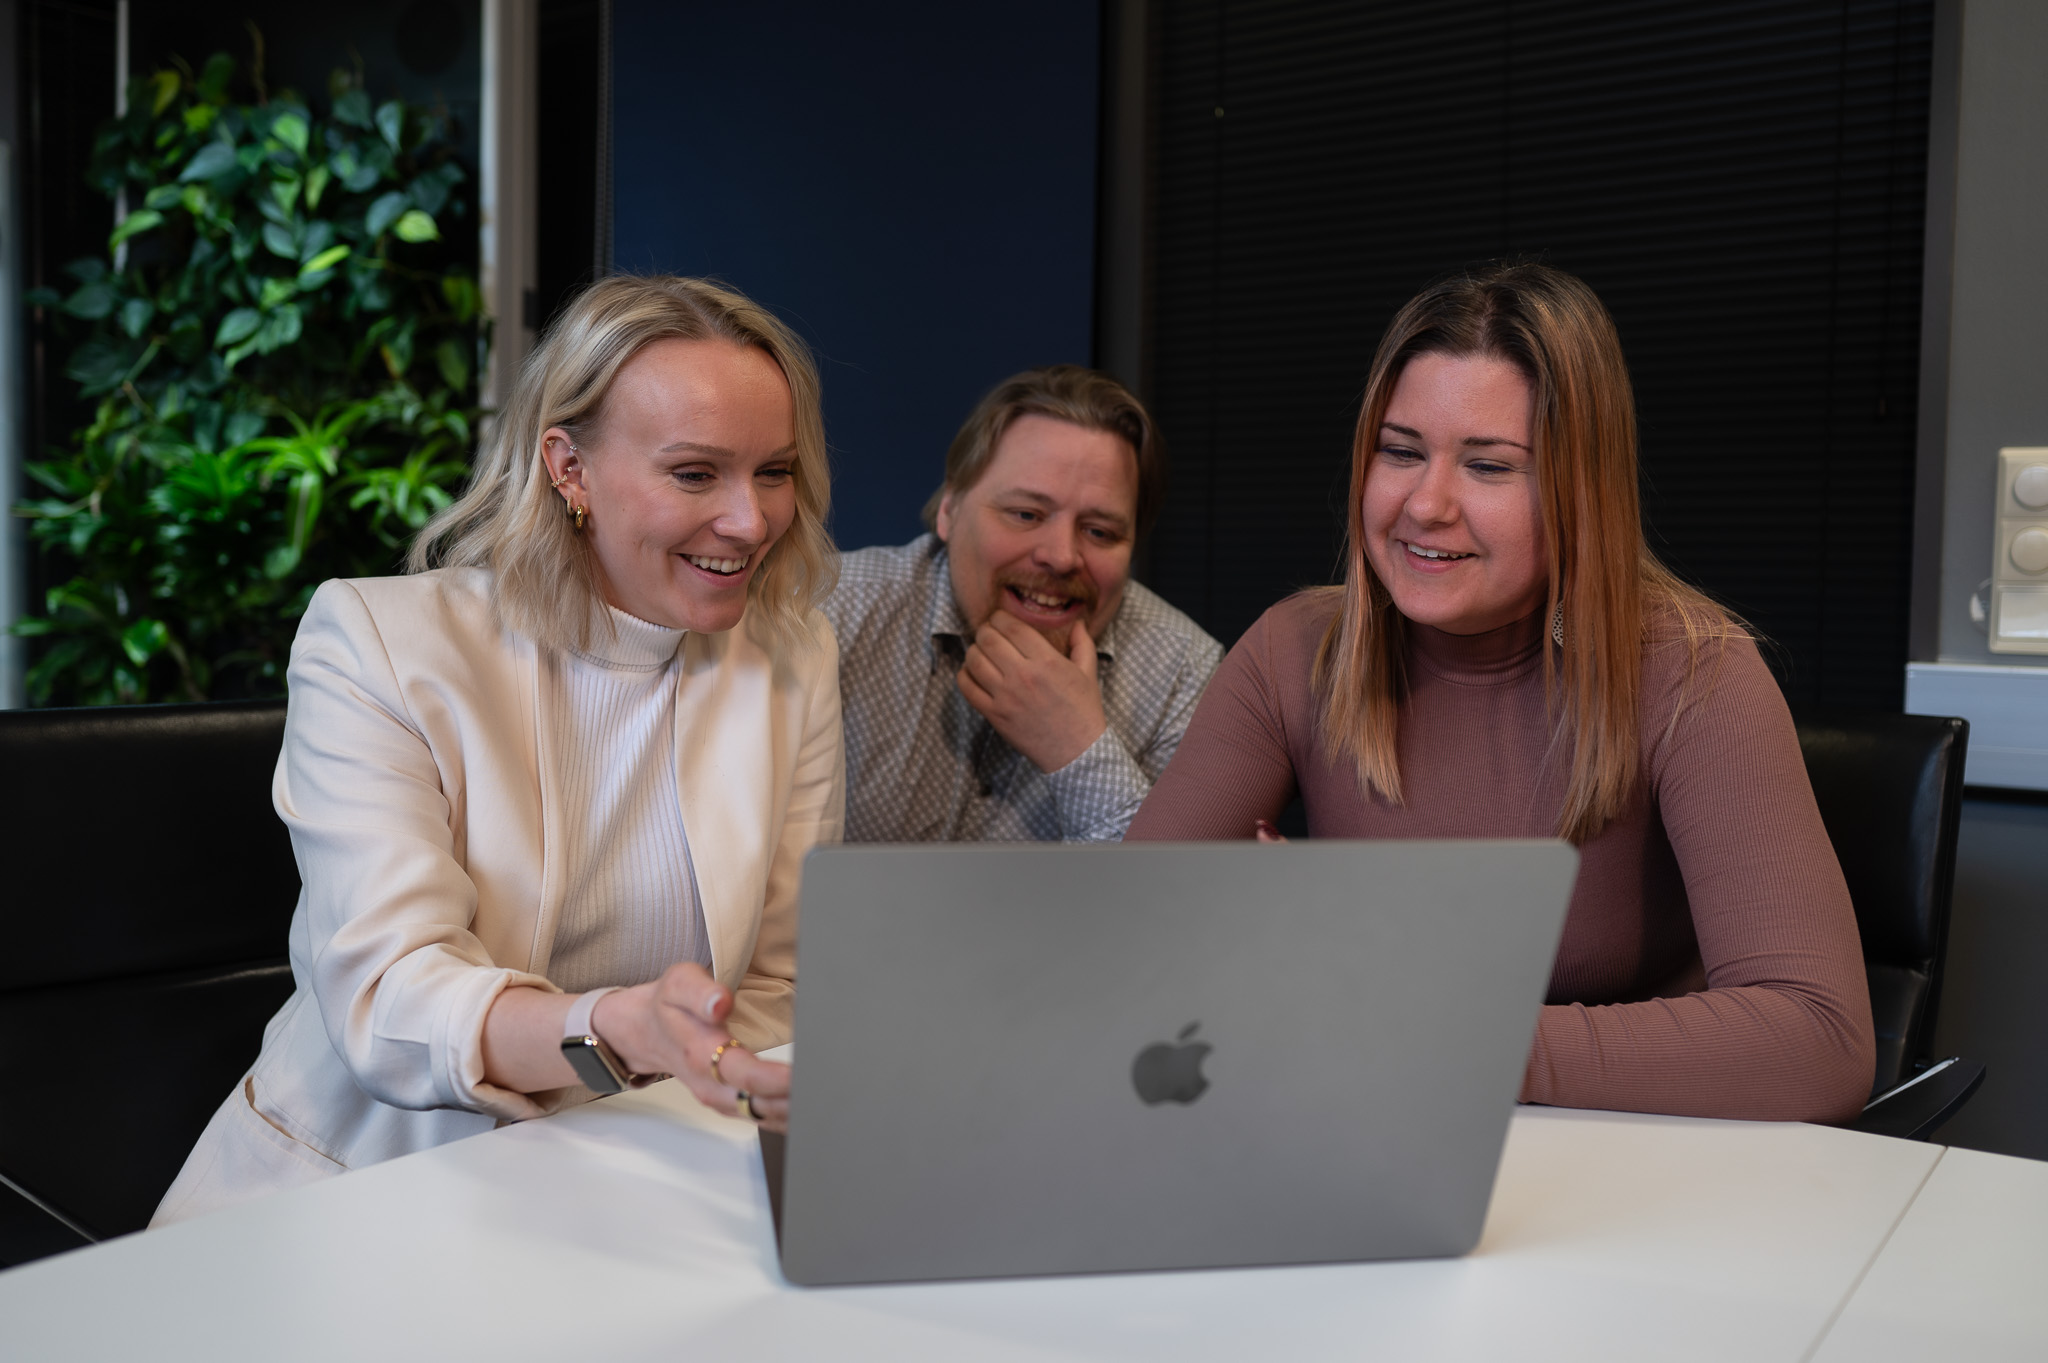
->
[0,700,300,1260]
[1794,711,1969,1095]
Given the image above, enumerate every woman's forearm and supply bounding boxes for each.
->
[480,985,582,1092]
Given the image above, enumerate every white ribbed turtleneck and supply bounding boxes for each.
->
[542,603,710,995]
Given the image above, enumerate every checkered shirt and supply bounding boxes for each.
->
[821,534,1225,842]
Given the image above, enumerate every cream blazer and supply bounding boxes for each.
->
[162,567,843,1210]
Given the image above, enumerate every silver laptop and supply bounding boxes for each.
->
[769,839,1578,1286]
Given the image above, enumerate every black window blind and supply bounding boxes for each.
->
[1142,0,1932,710]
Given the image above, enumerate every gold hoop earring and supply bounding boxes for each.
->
[572,503,587,533]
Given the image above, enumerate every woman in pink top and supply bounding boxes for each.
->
[1126,263,1875,1122]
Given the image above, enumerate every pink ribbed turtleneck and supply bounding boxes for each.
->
[1126,591,1874,1123]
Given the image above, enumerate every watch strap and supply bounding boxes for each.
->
[563,986,623,1045]
[560,987,642,1095]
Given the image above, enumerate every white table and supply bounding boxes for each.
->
[0,1080,2033,1363]
[1811,1143,2048,1363]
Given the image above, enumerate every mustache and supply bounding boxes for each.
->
[994,569,1099,611]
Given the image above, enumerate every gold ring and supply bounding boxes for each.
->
[741,1091,761,1122]
[709,1038,741,1086]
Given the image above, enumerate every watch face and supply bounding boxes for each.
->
[561,1035,629,1094]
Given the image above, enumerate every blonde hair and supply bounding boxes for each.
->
[409,275,835,650]
[920,364,1165,535]
[1315,263,1737,843]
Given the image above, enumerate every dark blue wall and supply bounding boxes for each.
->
[610,3,1101,550]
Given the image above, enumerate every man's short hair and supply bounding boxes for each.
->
[921,365,1165,536]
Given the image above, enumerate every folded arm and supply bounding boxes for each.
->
[1522,636,1875,1123]
[279,581,559,1121]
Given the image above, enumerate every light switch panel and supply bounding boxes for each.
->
[1993,447,2048,654]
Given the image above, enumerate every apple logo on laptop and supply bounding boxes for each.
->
[1132,1023,1211,1105]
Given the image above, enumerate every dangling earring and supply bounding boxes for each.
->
[1551,602,1565,647]
[553,443,586,530]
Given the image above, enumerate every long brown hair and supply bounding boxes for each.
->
[1315,263,1733,842]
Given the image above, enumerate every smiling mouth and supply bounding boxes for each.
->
[1002,582,1088,618]
[1402,541,1475,562]
[685,553,750,576]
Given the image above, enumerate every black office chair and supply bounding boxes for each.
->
[0,701,301,1266]
[1794,711,1985,1141]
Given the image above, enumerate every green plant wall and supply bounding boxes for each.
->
[15,51,485,706]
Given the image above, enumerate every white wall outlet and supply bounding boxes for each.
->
[1992,447,2048,654]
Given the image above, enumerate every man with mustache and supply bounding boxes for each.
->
[822,366,1223,842]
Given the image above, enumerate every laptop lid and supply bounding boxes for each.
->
[775,839,1578,1286]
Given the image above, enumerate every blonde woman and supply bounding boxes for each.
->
[1128,263,1874,1123]
[154,276,843,1224]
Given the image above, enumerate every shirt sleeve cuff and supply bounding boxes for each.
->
[1044,727,1152,841]
[447,967,564,1121]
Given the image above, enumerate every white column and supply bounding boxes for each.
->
[480,0,541,419]
[0,139,23,707]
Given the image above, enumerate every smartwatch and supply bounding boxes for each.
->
[560,987,655,1094]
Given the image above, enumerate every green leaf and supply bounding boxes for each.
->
[271,112,310,157]
[271,176,302,216]
[65,337,135,392]
[144,183,185,210]
[304,163,331,210]
[118,297,154,339]
[262,222,297,259]
[392,210,439,243]
[121,618,172,666]
[263,543,302,579]
[196,52,234,101]
[259,276,298,310]
[179,140,239,182]
[24,639,89,704]
[375,100,404,151]
[109,208,164,249]
[299,244,352,279]
[334,89,373,129]
[214,308,262,347]
[298,219,335,261]
[409,163,457,216]
[224,409,267,446]
[255,303,304,353]
[440,273,480,324]
[433,337,469,391]
[182,104,218,135]
[364,191,407,239]
[61,279,117,320]
[149,70,181,116]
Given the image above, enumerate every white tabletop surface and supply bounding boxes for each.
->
[1811,1143,2048,1363]
[0,1077,1974,1363]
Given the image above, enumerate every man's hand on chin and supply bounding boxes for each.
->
[957,609,1109,773]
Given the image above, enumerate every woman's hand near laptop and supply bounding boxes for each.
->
[481,963,792,1132]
